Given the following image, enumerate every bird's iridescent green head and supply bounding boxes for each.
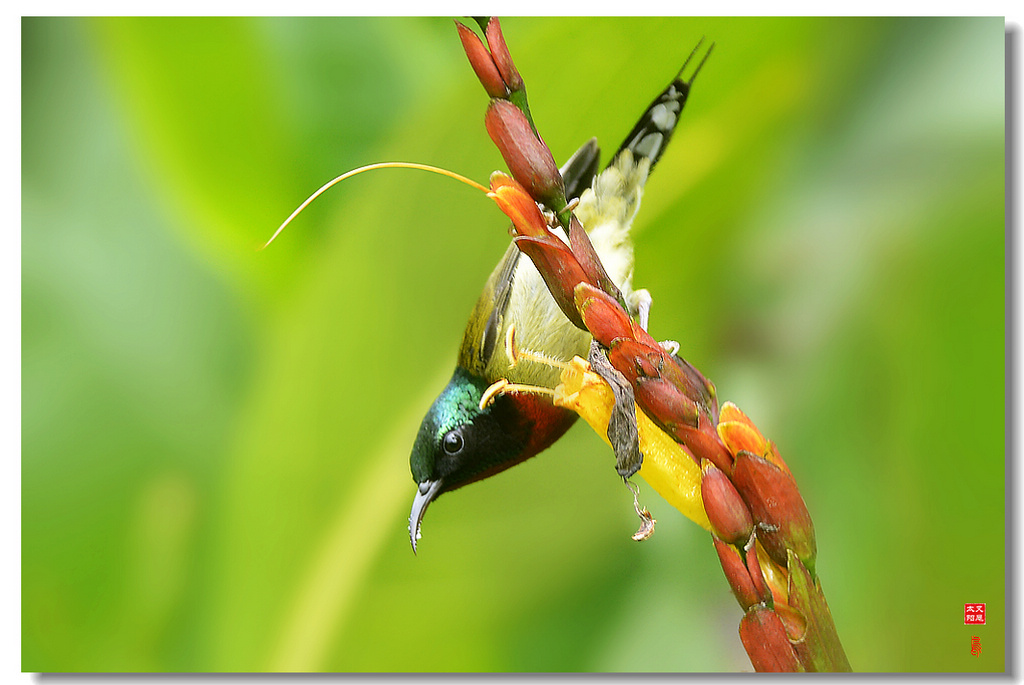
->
[408,366,570,553]
[409,367,490,486]
[409,367,521,552]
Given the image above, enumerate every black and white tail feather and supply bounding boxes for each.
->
[568,37,713,335]
[612,37,713,173]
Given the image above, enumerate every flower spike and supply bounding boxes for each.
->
[448,17,850,672]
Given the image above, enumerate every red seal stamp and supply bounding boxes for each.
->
[964,603,986,625]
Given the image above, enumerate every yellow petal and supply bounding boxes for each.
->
[554,357,711,531]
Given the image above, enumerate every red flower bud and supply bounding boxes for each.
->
[712,537,760,611]
[487,173,547,237]
[485,99,565,208]
[743,538,772,605]
[718,401,791,475]
[738,606,804,672]
[607,338,662,379]
[717,418,766,458]
[487,173,587,328]
[655,350,719,421]
[732,450,817,574]
[679,420,735,473]
[483,17,523,91]
[701,460,754,545]
[575,284,634,348]
[604,339,732,471]
[609,347,700,427]
[633,376,701,431]
[455,21,507,98]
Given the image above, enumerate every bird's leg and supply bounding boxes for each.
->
[628,288,679,356]
[541,196,580,231]
[504,324,572,372]
[478,325,576,411]
[630,288,653,330]
[479,378,556,411]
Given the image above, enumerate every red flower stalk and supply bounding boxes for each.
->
[482,139,849,672]
[465,17,850,673]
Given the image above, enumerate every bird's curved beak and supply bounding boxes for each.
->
[409,479,443,554]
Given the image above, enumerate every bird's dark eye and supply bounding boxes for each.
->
[442,431,464,455]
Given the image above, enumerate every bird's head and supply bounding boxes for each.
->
[408,366,576,552]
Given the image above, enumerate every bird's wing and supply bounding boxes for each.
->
[457,241,520,376]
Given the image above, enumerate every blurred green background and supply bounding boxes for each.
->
[22,17,1004,672]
